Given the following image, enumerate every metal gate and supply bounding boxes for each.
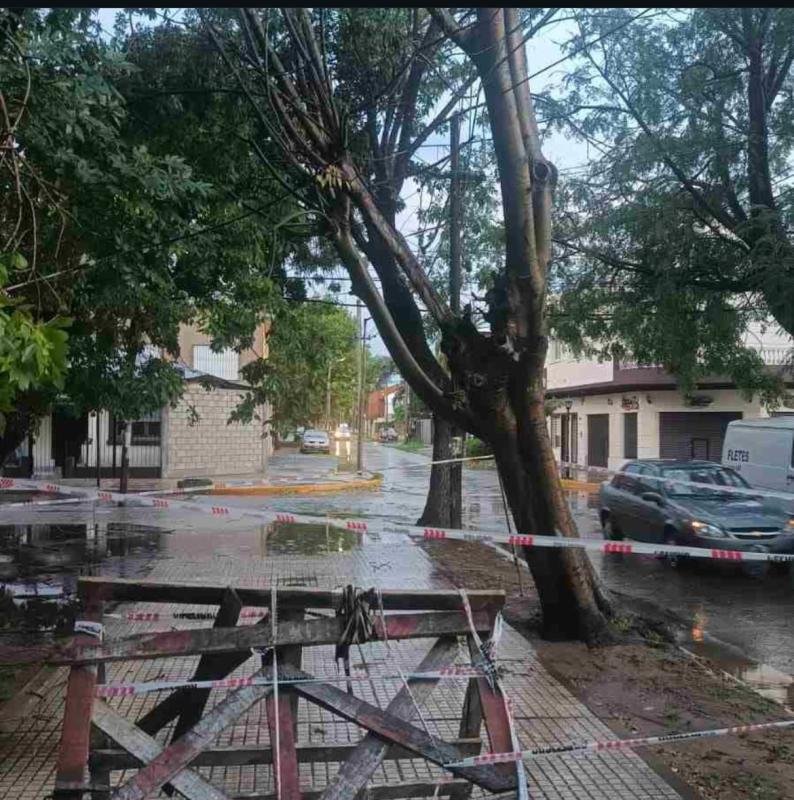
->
[659,412,742,462]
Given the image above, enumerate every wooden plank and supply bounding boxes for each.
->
[53,585,103,799]
[77,577,505,612]
[138,599,266,736]
[48,611,491,666]
[449,665,484,800]
[320,636,458,800]
[465,635,515,789]
[170,587,244,741]
[93,738,483,770]
[264,608,302,800]
[280,665,516,793]
[111,671,272,800]
[91,700,230,800]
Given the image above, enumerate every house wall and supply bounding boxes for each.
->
[162,383,270,479]
[546,351,614,391]
[548,388,794,473]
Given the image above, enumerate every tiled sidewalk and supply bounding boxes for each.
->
[0,521,680,799]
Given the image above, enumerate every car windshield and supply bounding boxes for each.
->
[661,466,750,497]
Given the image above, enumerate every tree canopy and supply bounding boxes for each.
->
[548,8,794,401]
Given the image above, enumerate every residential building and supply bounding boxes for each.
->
[545,322,794,472]
[5,322,273,481]
[366,383,402,437]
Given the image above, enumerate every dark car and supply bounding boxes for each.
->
[599,460,794,567]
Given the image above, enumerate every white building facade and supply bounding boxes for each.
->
[546,323,794,473]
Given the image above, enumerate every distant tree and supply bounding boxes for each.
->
[235,301,362,436]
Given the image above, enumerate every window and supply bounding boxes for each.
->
[623,413,638,459]
[193,345,238,380]
[550,416,561,448]
[612,462,639,491]
[109,412,162,446]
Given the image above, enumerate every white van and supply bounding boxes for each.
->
[722,417,794,505]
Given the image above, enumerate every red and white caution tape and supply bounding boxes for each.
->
[3,477,794,564]
[106,609,270,622]
[446,718,794,767]
[95,664,489,698]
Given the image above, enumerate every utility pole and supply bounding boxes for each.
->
[325,363,333,431]
[355,302,366,474]
[448,112,463,525]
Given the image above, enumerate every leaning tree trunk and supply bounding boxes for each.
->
[431,7,614,642]
[417,414,462,528]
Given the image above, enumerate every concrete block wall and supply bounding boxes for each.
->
[162,383,270,479]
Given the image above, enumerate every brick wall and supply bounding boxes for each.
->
[162,383,271,478]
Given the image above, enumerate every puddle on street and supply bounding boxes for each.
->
[265,522,361,556]
[682,633,794,708]
[0,521,169,642]
[677,605,794,707]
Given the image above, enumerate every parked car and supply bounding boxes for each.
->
[334,423,351,440]
[300,429,331,454]
[722,417,794,510]
[599,459,794,568]
[378,427,398,443]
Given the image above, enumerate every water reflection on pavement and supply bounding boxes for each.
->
[1,442,792,704]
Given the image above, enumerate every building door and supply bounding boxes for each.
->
[659,412,742,462]
[587,414,610,468]
[623,413,638,459]
[51,411,88,472]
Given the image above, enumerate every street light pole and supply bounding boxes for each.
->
[355,303,369,474]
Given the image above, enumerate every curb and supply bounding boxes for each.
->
[560,478,602,493]
[211,473,382,496]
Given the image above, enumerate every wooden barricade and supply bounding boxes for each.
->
[48,576,515,800]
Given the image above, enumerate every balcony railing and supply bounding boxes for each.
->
[619,345,792,370]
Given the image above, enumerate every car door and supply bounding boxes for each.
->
[608,463,643,535]
[631,465,667,542]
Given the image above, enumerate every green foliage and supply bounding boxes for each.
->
[549,8,794,403]
[1,10,301,455]
[0,256,70,431]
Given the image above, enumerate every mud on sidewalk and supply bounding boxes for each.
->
[420,537,794,800]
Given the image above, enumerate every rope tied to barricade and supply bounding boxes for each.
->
[334,585,378,693]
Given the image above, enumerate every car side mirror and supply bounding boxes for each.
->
[641,491,664,506]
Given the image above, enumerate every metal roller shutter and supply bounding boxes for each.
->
[659,412,742,462]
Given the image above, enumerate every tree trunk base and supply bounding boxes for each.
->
[416,414,462,528]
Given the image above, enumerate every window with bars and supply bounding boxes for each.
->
[108,412,162,446]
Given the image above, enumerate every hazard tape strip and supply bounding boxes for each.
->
[105,609,270,622]
[95,664,489,698]
[446,718,794,767]
[3,477,794,564]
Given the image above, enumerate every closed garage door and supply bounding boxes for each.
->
[659,412,742,462]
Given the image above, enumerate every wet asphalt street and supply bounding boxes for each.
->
[260,443,794,703]
[2,441,793,704]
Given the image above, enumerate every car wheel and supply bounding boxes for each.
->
[742,547,770,580]
[664,529,683,569]
[601,513,623,541]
